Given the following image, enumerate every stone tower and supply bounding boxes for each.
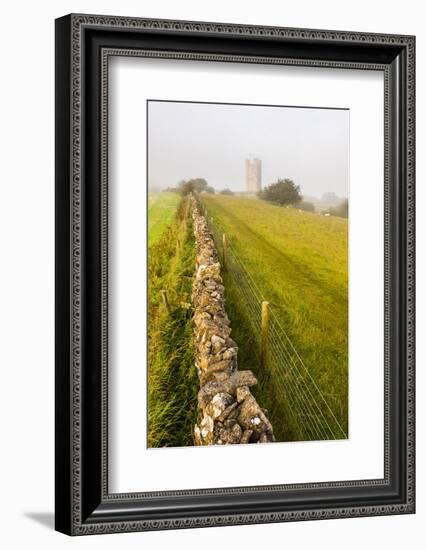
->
[245,158,262,193]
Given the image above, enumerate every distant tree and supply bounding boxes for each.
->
[204,186,215,194]
[180,181,195,195]
[191,178,209,192]
[298,200,315,213]
[329,199,348,218]
[258,178,302,206]
[220,188,234,195]
[176,178,209,195]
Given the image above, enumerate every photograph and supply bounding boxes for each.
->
[147,100,349,447]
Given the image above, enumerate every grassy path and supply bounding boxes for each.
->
[148,192,181,247]
[201,195,348,440]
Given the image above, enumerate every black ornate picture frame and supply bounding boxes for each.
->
[55,14,415,535]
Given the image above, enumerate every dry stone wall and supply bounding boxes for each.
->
[191,197,274,445]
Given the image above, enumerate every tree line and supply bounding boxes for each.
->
[164,177,348,218]
[165,178,234,196]
[258,178,348,218]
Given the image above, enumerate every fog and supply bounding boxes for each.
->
[148,100,349,199]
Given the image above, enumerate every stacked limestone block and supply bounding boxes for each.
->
[191,198,274,445]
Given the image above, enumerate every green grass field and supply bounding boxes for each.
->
[200,195,348,441]
[148,192,181,247]
[147,195,198,447]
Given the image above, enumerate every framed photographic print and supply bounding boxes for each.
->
[55,14,415,535]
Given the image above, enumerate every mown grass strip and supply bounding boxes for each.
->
[148,191,181,247]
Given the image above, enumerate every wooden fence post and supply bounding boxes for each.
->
[260,301,270,369]
[222,233,226,270]
[161,289,169,312]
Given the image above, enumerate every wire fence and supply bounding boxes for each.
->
[199,201,347,442]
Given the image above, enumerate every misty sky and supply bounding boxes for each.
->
[148,101,349,198]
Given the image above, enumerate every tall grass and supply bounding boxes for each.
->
[147,198,198,447]
[200,195,348,441]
